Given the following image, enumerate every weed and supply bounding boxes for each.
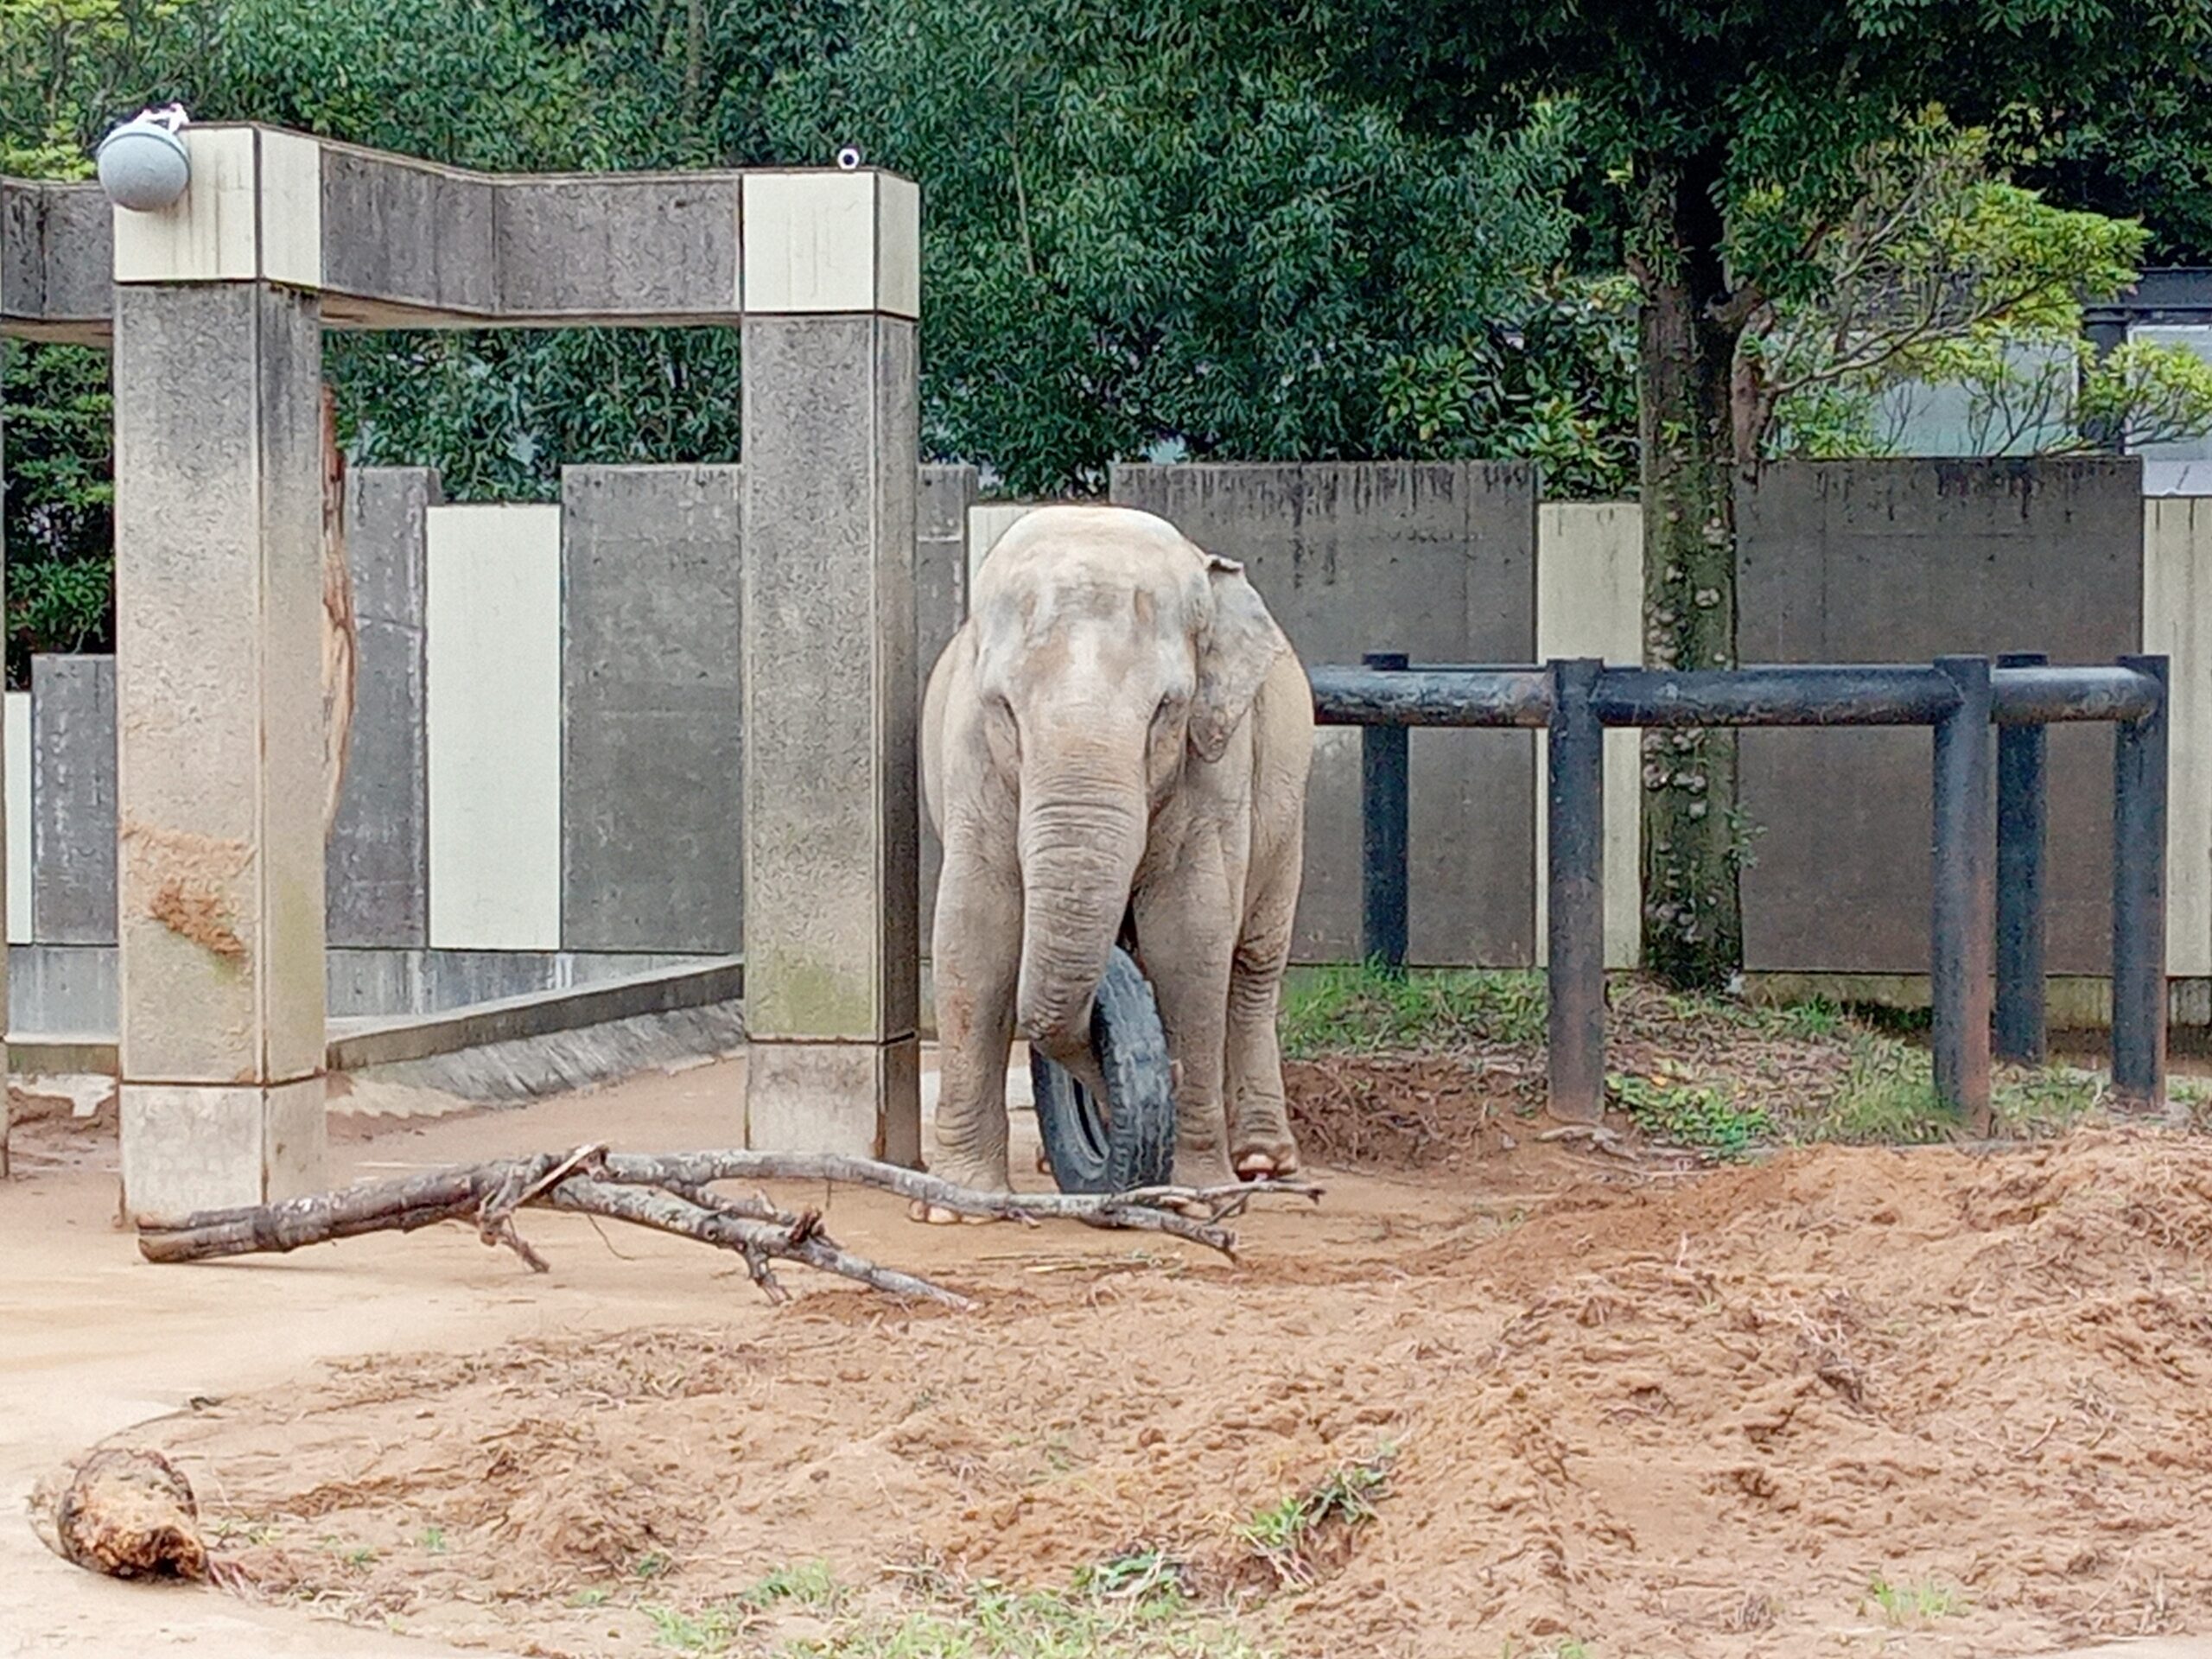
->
[1241,1445,1396,1586]
[206,1516,280,1548]
[416,1525,448,1554]
[1993,1065,2105,1135]
[1280,964,1546,1057]
[1816,1038,1958,1144]
[1075,1548,1191,1600]
[733,1560,842,1611]
[642,1602,734,1651]
[1607,1072,1772,1158]
[778,1572,1264,1657]
[632,1550,674,1580]
[1757,995,1845,1039]
[336,1544,378,1569]
[1865,1574,1964,1625]
[567,1586,612,1608]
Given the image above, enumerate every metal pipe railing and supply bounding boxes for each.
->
[1316,653,2171,1129]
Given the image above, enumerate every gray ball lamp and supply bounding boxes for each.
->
[95,105,193,213]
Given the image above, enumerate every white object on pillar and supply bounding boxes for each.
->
[95,106,192,213]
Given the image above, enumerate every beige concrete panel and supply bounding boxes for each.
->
[2146,498,2212,977]
[257,128,324,291]
[113,284,326,1086]
[111,126,258,283]
[966,501,1042,588]
[742,172,915,316]
[426,505,562,950]
[7,691,27,948]
[746,1037,920,1165]
[118,1076,326,1219]
[1534,501,1643,969]
[876,174,921,321]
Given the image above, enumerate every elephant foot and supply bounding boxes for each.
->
[906,1199,995,1226]
[1235,1147,1300,1182]
[1172,1152,1237,1191]
[906,1156,1011,1225]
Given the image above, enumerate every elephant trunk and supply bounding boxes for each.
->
[1015,777,1146,1065]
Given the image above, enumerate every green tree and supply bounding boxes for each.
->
[1743,113,2212,459]
[768,0,1608,493]
[1323,0,2212,988]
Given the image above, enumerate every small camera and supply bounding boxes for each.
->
[836,145,863,171]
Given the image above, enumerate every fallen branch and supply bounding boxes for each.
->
[133,1147,1320,1305]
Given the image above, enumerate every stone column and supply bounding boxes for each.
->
[111,127,330,1217]
[739,169,923,1162]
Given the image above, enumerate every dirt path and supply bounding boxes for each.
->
[10,1052,2212,1657]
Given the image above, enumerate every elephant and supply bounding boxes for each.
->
[917,504,1314,1220]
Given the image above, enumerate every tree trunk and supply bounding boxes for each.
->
[1637,149,1745,991]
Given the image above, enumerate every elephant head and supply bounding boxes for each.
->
[968,507,1287,1065]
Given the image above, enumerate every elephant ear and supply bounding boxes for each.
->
[1190,553,1286,764]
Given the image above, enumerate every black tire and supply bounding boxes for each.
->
[1029,947,1177,1193]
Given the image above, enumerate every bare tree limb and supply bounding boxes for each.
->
[130,1147,1319,1305]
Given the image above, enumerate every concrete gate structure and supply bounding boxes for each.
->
[1,125,925,1215]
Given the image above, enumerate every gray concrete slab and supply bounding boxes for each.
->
[328,467,436,947]
[561,464,744,954]
[29,654,117,945]
[8,943,114,1035]
[0,181,111,340]
[495,177,741,321]
[917,464,977,960]
[1112,461,1540,966]
[1738,458,2145,975]
[316,145,499,322]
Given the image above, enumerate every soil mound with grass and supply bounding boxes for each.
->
[73,1122,2212,1657]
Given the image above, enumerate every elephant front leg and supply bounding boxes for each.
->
[1133,866,1238,1190]
[918,844,1021,1223]
[1225,849,1303,1180]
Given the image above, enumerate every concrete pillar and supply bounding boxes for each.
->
[738,170,923,1161]
[112,275,328,1216]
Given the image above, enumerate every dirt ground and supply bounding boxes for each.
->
[12,1046,2212,1658]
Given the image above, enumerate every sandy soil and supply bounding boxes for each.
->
[11,1051,2212,1658]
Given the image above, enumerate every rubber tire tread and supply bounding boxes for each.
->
[1028,947,1177,1194]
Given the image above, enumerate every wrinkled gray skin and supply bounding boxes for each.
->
[917,505,1314,1220]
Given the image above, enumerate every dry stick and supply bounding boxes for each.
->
[547,1178,972,1310]
[596,1151,1254,1254]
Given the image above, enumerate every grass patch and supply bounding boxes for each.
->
[796,1576,1265,1658]
[1607,1071,1772,1159]
[1240,1445,1396,1587]
[734,1559,844,1611]
[632,1560,1264,1658]
[1815,1038,1961,1145]
[1864,1574,1965,1625]
[1280,964,1546,1058]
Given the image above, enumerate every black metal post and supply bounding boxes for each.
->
[1360,652,1410,976]
[1995,652,2049,1065]
[2112,653,2170,1109]
[1931,656,1995,1128]
[1547,658,1605,1122]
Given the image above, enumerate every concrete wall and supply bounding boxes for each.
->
[12,454,2209,1038]
[1737,460,2145,975]
[1109,461,1541,966]
[561,465,744,954]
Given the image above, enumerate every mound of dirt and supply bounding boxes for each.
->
[82,1126,2212,1657]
